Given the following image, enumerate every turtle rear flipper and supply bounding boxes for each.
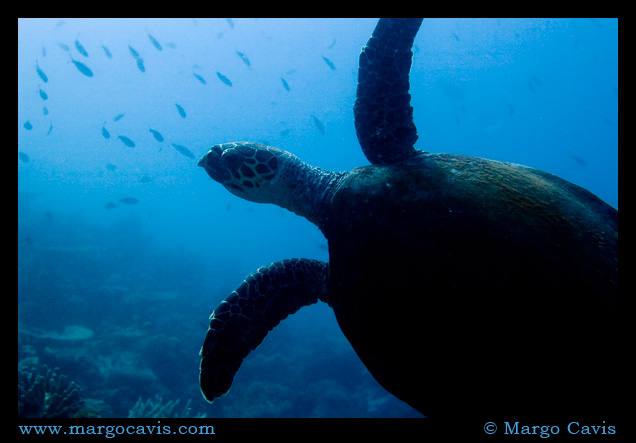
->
[354,18,423,165]
[199,258,328,402]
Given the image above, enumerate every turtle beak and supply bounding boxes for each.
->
[197,151,209,168]
[199,145,232,184]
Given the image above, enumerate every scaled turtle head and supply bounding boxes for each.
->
[198,142,285,203]
[199,141,344,228]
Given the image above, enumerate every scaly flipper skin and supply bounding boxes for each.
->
[200,258,329,402]
[354,18,423,165]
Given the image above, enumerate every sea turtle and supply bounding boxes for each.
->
[198,18,619,417]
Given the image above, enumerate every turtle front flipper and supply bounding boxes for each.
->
[354,18,423,165]
[199,258,329,402]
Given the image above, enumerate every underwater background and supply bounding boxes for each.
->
[18,18,618,418]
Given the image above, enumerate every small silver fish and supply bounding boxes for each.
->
[38,86,48,100]
[70,57,93,77]
[193,73,207,84]
[236,51,250,67]
[75,37,88,57]
[18,151,30,163]
[216,72,232,87]
[148,34,162,51]
[149,128,164,142]
[136,57,145,73]
[312,115,325,134]
[102,45,112,59]
[176,104,186,118]
[322,56,336,70]
[172,143,195,159]
[129,45,140,58]
[118,135,135,148]
[36,63,48,83]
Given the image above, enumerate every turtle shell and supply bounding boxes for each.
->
[324,152,618,417]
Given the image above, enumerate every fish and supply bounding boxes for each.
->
[136,57,146,73]
[75,37,88,57]
[570,155,587,166]
[18,151,30,163]
[312,115,325,134]
[113,113,125,122]
[38,86,48,100]
[236,51,250,67]
[101,126,111,139]
[102,45,112,59]
[104,202,117,210]
[172,143,195,159]
[281,77,290,91]
[175,104,186,118]
[70,57,93,77]
[119,197,139,205]
[139,175,153,183]
[46,124,53,136]
[193,73,207,84]
[216,72,233,87]
[58,43,70,51]
[322,56,336,70]
[327,38,336,49]
[149,128,164,142]
[118,135,135,148]
[35,63,48,83]
[148,33,162,51]
[129,45,140,59]
[24,121,33,130]
[42,107,49,115]
[225,18,234,29]
[105,163,117,171]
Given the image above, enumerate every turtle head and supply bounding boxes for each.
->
[199,142,343,228]
[198,142,284,203]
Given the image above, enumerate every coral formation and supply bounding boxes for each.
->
[18,359,84,418]
[17,193,422,418]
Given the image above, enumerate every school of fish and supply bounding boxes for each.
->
[19,19,352,211]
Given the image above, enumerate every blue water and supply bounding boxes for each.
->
[18,18,618,418]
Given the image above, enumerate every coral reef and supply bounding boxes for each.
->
[17,196,423,418]
[18,359,84,418]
